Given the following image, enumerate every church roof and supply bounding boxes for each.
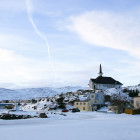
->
[90,76,123,85]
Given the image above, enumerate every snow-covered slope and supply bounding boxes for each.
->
[0,86,87,100]
[125,85,140,91]
[104,88,130,101]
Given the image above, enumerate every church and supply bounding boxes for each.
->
[89,64,123,90]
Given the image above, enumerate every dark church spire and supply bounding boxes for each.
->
[98,64,103,76]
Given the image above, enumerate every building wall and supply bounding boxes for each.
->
[74,101,93,111]
[108,106,118,113]
[89,80,122,90]
[134,96,140,109]
[89,93,104,105]
[74,92,105,112]
[108,105,124,114]
[89,80,93,90]
[99,84,121,90]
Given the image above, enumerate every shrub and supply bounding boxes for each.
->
[39,113,48,118]
[133,108,140,114]
[56,97,66,109]
[129,90,139,97]
[104,95,111,102]
[32,99,37,104]
[0,114,32,120]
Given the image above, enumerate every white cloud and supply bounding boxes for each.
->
[0,47,54,87]
[0,0,26,12]
[0,48,32,82]
[66,10,140,59]
[0,46,88,88]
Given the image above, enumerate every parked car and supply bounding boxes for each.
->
[62,109,69,112]
[72,108,80,113]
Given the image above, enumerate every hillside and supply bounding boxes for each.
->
[124,85,140,91]
[0,86,87,100]
[0,84,139,101]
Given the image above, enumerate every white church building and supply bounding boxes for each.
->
[89,64,123,90]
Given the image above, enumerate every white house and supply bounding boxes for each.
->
[89,64,123,90]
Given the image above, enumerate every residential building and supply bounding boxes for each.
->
[108,105,124,114]
[108,100,131,114]
[0,103,15,109]
[134,93,140,109]
[74,101,92,111]
[74,91,104,111]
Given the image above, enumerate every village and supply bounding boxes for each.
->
[0,64,140,119]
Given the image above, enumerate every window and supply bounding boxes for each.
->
[83,102,86,105]
[91,95,94,98]
[136,101,140,107]
[76,103,78,105]
[83,107,85,110]
[80,103,82,105]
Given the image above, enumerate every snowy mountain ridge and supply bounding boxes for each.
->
[0,86,88,100]
[0,84,139,101]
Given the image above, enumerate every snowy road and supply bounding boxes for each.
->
[0,112,140,140]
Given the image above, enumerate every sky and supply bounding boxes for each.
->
[0,0,140,88]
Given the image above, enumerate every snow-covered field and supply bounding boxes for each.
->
[0,112,140,140]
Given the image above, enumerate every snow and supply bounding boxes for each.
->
[103,88,131,101]
[126,85,140,91]
[79,95,88,101]
[98,107,108,112]
[0,86,87,100]
[0,85,139,140]
[0,112,140,140]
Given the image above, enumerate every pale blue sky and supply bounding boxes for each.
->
[0,0,140,88]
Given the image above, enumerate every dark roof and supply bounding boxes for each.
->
[90,76,123,85]
[0,103,14,106]
[75,100,89,102]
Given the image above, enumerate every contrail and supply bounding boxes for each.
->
[25,0,54,75]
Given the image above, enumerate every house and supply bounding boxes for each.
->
[0,103,15,109]
[89,64,123,90]
[90,91,105,109]
[108,100,131,114]
[74,91,104,111]
[74,101,92,111]
[123,94,140,115]
[108,105,124,114]
[134,93,140,109]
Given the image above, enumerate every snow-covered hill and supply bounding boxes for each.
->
[104,88,130,101]
[0,86,87,100]
[124,85,140,91]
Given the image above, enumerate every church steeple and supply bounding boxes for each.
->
[98,64,103,77]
